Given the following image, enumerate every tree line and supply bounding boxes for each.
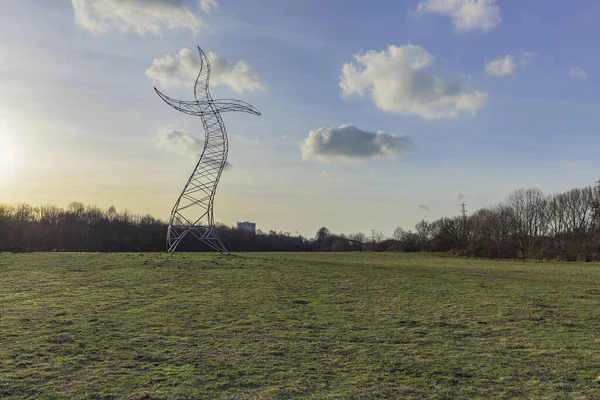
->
[325,185,599,261]
[2,183,600,259]
[0,202,311,253]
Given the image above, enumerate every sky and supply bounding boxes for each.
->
[1,0,600,238]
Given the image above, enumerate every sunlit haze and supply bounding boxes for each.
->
[1,0,600,237]
[0,120,18,181]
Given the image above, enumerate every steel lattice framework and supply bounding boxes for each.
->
[155,47,261,254]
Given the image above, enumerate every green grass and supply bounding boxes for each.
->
[1,252,600,399]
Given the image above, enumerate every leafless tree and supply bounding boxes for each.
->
[348,232,366,243]
[392,226,405,241]
[414,220,430,241]
[372,230,385,243]
[507,188,547,258]
[561,187,594,235]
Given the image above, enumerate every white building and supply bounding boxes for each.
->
[237,221,256,234]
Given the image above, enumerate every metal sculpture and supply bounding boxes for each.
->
[155,47,261,254]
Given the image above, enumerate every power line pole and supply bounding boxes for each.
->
[459,203,469,246]
[593,180,600,230]
[371,229,376,243]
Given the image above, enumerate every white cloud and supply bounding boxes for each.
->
[340,45,488,119]
[147,48,263,93]
[485,52,534,77]
[300,125,412,163]
[569,67,588,80]
[158,128,203,161]
[157,128,232,169]
[418,204,430,210]
[71,0,209,35]
[418,0,501,33]
[200,0,219,13]
[485,55,516,76]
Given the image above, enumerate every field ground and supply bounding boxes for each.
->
[1,252,600,399]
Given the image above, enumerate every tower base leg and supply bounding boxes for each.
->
[167,225,229,254]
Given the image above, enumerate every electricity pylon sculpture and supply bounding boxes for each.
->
[155,47,261,254]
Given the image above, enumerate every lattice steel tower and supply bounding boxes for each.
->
[154,47,261,254]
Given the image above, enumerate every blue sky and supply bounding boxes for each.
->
[1,0,599,237]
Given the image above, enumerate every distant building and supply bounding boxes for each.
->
[237,221,256,234]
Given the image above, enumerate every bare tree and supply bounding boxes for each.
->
[348,232,366,243]
[315,227,331,242]
[546,193,567,238]
[392,226,405,241]
[506,188,547,259]
[414,220,431,246]
[372,230,385,243]
[40,204,64,251]
[562,187,594,235]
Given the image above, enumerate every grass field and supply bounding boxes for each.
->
[1,252,600,399]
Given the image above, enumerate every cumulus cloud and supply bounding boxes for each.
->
[569,67,588,80]
[485,55,516,76]
[157,128,231,169]
[418,204,430,210]
[485,53,533,77]
[340,45,487,119]
[453,192,465,200]
[300,125,412,163]
[71,0,210,35]
[417,0,501,33]
[158,128,203,160]
[200,0,219,13]
[147,48,263,93]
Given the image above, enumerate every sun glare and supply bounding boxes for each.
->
[0,142,16,173]
[0,122,18,178]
